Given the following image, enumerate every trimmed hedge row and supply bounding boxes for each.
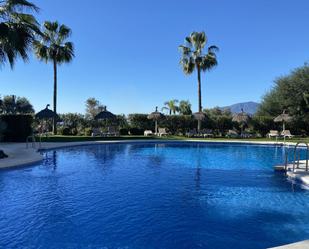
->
[0,115,33,142]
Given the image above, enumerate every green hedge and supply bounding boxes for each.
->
[0,114,33,142]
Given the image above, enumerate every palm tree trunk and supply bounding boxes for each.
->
[53,59,57,135]
[197,65,202,132]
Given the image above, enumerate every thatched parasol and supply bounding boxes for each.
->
[94,106,116,120]
[232,109,249,124]
[274,109,292,132]
[35,104,59,119]
[232,109,250,134]
[148,107,165,134]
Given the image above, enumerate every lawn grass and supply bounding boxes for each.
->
[37,135,309,143]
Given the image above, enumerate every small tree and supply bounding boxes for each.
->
[0,95,34,114]
[179,100,192,115]
[85,97,105,119]
[162,99,179,115]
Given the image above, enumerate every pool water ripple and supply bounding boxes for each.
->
[0,142,309,249]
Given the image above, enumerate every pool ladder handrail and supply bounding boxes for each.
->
[26,134,42,149]
[292,142,309,172]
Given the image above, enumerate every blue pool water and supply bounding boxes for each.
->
[0,142,309,249]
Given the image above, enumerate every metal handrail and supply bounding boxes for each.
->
[292,142,309,172]
[26,135,36,149]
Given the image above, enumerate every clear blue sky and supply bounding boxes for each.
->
[1,0,309,114]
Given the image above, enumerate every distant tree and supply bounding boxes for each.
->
[85,97,105,119]
[179,31,218,131]
[204,107,233,133]
[179,100,192,115]
[162,99,179,115]
[33,21,74,134]
[0,0,40,67]
[257,64,309,134]
[0,95,34,114]
[58,113,86,135]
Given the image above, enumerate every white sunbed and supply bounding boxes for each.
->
[186,129,197,137]
[106,126,119,137]
[144,130,153,136]
[268,130,279,138]
[281,130,294,139]
[158,128,169,137]
[91,128,102,137]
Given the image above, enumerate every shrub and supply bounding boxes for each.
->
[58,126,71,136]
[129,128,144,135]
[160,115,196,134]
[119,128,129,135]
[250,116,279,136]
[84,127,93,136]
[0,114,33,142]
[128,114,153,130]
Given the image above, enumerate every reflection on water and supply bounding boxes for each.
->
[0,142,309,249]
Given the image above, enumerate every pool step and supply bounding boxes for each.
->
[268,240,309,249]
[274,160,309,187]
[274,160,308,172]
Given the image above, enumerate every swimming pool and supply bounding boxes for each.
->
[0,142,309,249]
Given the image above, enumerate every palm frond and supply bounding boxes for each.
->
[34,21,74,64]
[0,0,39,67]
[178,45,191,56]
[208,45,219,53]
[200,53,218,72]
[180,57,195,75]
[3,0,39,13]
[44,21,58,32]
[58,24,71,40]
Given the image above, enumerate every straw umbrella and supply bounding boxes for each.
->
[36,104,59,120]
[35,104,59,135]
[232,108,250,134]
[148,107,165,134]
[274,110,292,132]
[94,106,116,130]
[94,106,116,120]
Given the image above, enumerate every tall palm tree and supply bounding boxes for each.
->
[179,31,218,131]
[162,99,179,115]
[0,0,40,67]
[179,100,192,115]
[33,21,74,134]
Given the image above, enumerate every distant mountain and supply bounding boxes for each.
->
[220,101,260,115]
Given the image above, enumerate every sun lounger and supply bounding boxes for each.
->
[281,130,294,139]
[158,128,169,137]
[226,130,239,138]
[144,130,153,136]
[186,129,197,137]
[107,126,119,137]
[91,128,102,137]
[268,130,279,138]
[202,129,214,138]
